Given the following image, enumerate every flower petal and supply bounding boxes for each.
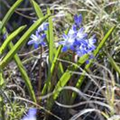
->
[28,40,35,45]
[38,22,49,32]
[74,14,82,26]
[62,46,68,52]
[34,43,39,49]
[28,108,37,116]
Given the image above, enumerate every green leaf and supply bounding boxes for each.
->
[30,0,43,18]
[0,21,7,36]
[93,26,115,56]
[0,14,50,68]
[107,53,120,76]
[47,8,54,65]
[41,46,62,95]
[0,0,23,32]
[8,42,37,102]
[0,25,26,55]
[0,70,4,87]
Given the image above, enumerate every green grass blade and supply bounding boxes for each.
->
[107,53,120,76]
[47,8,54,65]
[53,70,72,98]
[57,62,64,78]
[0,21,6,37]
[93,26,115,56]
[29,0,43,18]
[8,42,37,102]
[0,69,4,87]
[0,25,26,55]
[41,46,62,95]
[0,0,23,32]
[0,14,50,68]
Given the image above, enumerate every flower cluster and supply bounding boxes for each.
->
[59,14,96,57]
[21,108,37,120]
[28,22,48,48]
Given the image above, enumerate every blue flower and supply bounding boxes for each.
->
[68,25,77,35]
[3,33,7,40]
[75,27,88,47]
[58,24,78,52]
[59,14,96,57]
[75,36,96,57]
[74,14,82,27]
[28,22,48,48]
[59,33,76,52]
[76,27,87,40]
[37,22,49,32]
[76,35,96,57]
[86,35,96,52]
[28,108,37,116]
[28,33,46,48]
[22,108,37,120]
[76,42,88,56]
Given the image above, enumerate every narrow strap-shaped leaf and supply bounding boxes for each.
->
[47,8,54,65]
[0,14,50,68]
[41,46,62,95]
[8,42,37,102]
[107,53,120,76]
[0,0,23,32]
[0,25,26,55]
[0,69,4,87]
[29,0,43,18]
[0,21,6,38]
[93,27,115,56]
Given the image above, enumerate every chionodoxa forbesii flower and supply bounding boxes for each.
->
[28,22,48,48]
[21,108,37,120]
[59,14,96,57]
